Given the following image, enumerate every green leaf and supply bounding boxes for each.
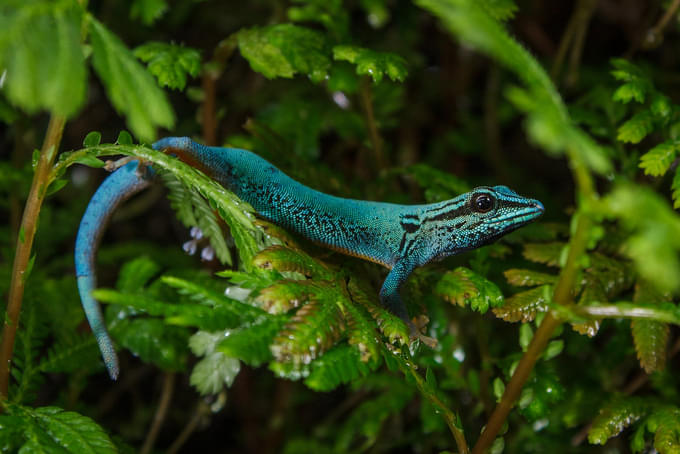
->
[83,131,102,148]
[130,0,168,25]
[134,41,201,90]
[493,285,552,323]
[348,278,409,345]
[602,184,680,293]
[253,245,334,280]
[162,173,233,265]
[479,0,517,21]
[116,130,133,145]
[2,403,117,454]
[287,0,349,40]
[161,276,265,322]
[191,352,240,395]
[218,317,287,366]
[237,24,331,83]
[256,280,326,314]
[114,318,188,371]
[519,323,533,350]
[617,110,655,144]
[435,266,504,313]
[589,397,649,445]
[654,410,680,454]
[337,297,381,364]
[0,0,86,117]
[632,282,669,373]
[673,167,680,210]
[304,344,375,391]
[189,331,241,394]
[116,256,160,292]
[73,153,106,168]
[332,45,408,83]
[272,297,345,364]
[504,268,558,287]
[610,58,653,104]
[522,242,565,267]
[88,17,175,141]
[639,140,679,177]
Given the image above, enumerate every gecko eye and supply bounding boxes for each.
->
[472,193,495,213]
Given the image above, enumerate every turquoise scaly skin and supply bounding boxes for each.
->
[75,137,544,379]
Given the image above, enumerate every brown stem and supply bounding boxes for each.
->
[0,115,66,401]
[471,313,561,454]
[359,77,388,171]
[167,399,210,454]
[643,0,680,49]
[201,35,238,146]
[551,0,598,84]
[473,152,595,453]
[202,72,218,146]
[565,0,598,87]
[141,373,176,454]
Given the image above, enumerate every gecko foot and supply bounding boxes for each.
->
[408,315,438,349]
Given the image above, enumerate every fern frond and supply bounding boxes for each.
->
[522,242,565,267]
[272,297,345,364]
[10,304,47,404]
[337,297,380,364]
[347,278,409,345]
[572,277,606,337]
[116,256,161,292]
[632,282,669,373]
[639,140,679,177]
[114,318,189,371]
[94,288,244,331]
[256,280,327,314]
[38,332,102,374]
[161,275,264,322]
[218,316,288,366]
[162,171,232,265]
[617,110,655,144]
[672,167,680,210]
[504,269,558,287]
[589,397,650,445]
[588,253,634,297]
[435,267,504,313]
[304,344,376,391]
[653,409,680,454]
[253,245,335,279]
[493,285,552,323]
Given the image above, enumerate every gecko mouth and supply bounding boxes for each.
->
[490,201,545,226]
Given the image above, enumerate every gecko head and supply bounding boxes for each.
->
[465,185,544,244]
[426,185,544,261]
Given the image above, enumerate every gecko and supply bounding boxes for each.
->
[75,136,544,379]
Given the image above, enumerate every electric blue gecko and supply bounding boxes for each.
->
[75,137,544,379]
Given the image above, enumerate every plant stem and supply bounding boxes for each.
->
[359,77,388,171]
[473,152,595,453]
[643,0,680,49]
[0,115,66,400]
[407,365,469,454]
[141,373,176,454]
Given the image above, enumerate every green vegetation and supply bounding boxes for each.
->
[2,0,680,452]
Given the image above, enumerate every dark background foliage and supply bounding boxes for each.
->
[2,0,680,453]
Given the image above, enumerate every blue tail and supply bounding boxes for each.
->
[75,160,154,379]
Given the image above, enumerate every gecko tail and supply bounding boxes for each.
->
[74,160,154,380]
